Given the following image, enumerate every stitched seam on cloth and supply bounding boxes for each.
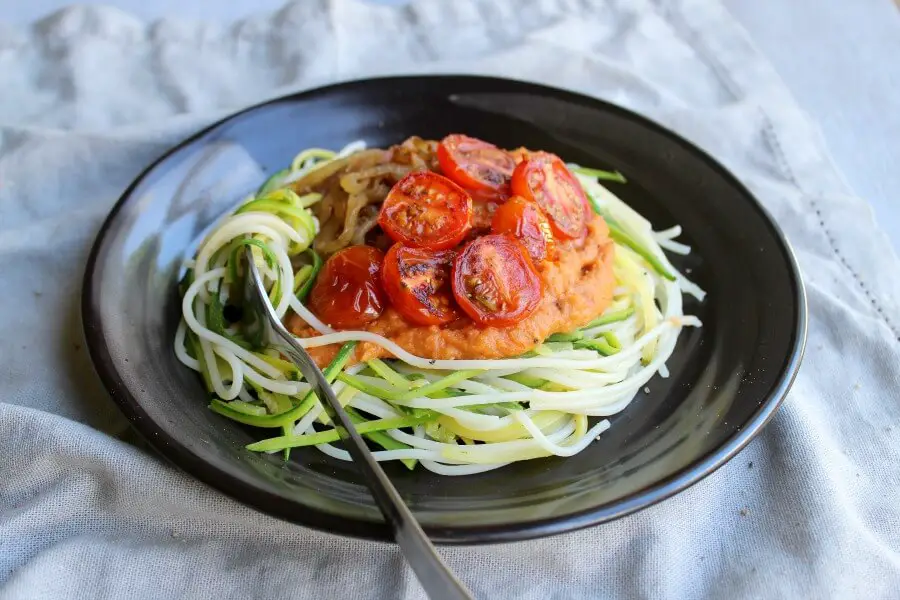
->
[653,0,900,343]
[802,199,900,342]
[755,114,900,342]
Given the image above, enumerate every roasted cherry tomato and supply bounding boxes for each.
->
[490,195,555,263]
[378,171,472,250]
[308,245,386,329]
[510,152,590,240]
[437,134,516,193]
[451,234,541,327]
[382,245,459,326]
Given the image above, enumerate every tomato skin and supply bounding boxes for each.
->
[378,171,472,250]
[451,234,542,327]
[382,245,459,326]
[437,134,516,192]
[510,152,589,240]
[308,246,386,329]
[490,195,555,263]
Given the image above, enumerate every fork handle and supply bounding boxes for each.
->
[245,248,472,599]
[269,327,474,600]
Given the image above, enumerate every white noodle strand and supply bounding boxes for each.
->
[175,146,707,473]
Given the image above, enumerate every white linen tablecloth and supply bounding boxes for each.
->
[1,0,899,597]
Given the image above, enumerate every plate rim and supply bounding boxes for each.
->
[81,74,808,544]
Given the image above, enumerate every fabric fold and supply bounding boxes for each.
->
[1,0,898,598]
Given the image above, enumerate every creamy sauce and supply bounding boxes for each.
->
[288,215,615,366]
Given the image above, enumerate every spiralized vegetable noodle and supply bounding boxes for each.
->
[174,138,704,475]
[289,137,439,256]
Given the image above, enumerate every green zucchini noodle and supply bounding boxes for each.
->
[175,141,705,475]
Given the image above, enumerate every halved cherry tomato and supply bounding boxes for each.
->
[378,171,472,250]
[382,245,459,326]
[308,245,386,329]
[510,152,590,240]
[452,234,542,327]
[491,196,555,263]
[437,134,516,192]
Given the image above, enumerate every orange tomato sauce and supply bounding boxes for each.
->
[287,215,615,366]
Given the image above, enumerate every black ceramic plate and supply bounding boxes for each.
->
[82,76,806,544]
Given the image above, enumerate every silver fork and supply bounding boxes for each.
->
[242,248,473,600]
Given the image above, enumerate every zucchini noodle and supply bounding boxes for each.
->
[175,141,704,475]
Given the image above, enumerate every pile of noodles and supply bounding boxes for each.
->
[174,138,705,475]
[290,137,439,256]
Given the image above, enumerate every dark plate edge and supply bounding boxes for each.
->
[81,74,808,545]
